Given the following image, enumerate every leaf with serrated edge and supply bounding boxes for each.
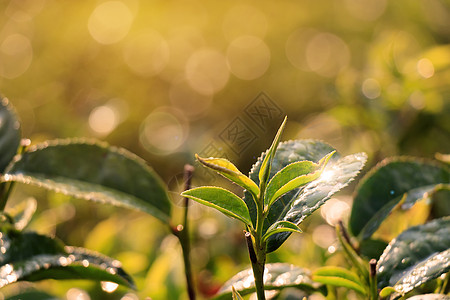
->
[406,294,450,300]
[262,221,302,242]
[0,97,21,173]
[244,140,367,252]
[265,151,335,208]
[2,139,171,222]
[259,116,287,187]
[213,263,324,300]
[0,227,134,289]
[377,217,450,295]
[349,158,450,237]
[312,266,366,295]
[182,187,252,226]
[195,154,259,201]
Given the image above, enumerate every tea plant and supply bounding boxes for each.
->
[312,156,450,299]
[182,117,368,299]
[0,97,196,299]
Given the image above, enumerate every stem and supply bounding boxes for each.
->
[248,183,267,300]
[172,164,196,300]
[369,259,378,300]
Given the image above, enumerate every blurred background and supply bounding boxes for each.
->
[0,0,449,299]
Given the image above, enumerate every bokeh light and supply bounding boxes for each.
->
[123,31,170,77]
[226,36,270,80]
[88,99,128,137]
[222,5,268,41]
[344,0,387,21]
[185,48,230,95]
[0,34,32,79]
[286,29,350,77]
[88,1,134,45]
[417,58,435,78]
[169,76,212,119]
[139,107,188,155]
[362,78,381,99]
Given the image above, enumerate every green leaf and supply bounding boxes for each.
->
[0,97,21,173]
[6,289,59,300]
[349,158,450,238]
[262,221,302,242]
[312,266,366,295]
[244,140,367,252]
[259,116,287,187]
[379,286,395,298]
[406,294,450,300]
[2,140,171,222]
[181,187,252,226]
[0,226,134,289]
[195,154,259,200]
[213,263,325,300]
[377,217,450,295]
[359,238,389,261]
[265,151,335,207]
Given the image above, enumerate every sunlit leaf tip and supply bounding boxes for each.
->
[195,154,259,198]
[259,116,287,186]
[265,150,336,207]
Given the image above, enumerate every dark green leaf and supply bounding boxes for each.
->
[349,158,450,237]
[406,294,450,300]
[2,140,171,222]
[0,226,134,288]
[213,263,324,300]
[6,289,59,300]
[182,187,252,226]
[359,238,389,261]
[312,266,366,294]
[195,154,259,200]
[0,97,21,173]
[244,140,367,252]
[377,217,450,295]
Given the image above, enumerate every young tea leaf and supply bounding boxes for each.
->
[377,217,450,295]
[244,140,367,252]
[182,187,252,226]
[265,151,335,208]
[0,97,21,173]
[195,154,259,200]
[258,116,287,188]
[312,266,366,295]
[2,139,172,223]
[214,263,324,300]
[0,226,134,289]
[349,158,450,238]
[262,221,302,243]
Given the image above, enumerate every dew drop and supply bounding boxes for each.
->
[390,190,395,195]
[101,281,119,293]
